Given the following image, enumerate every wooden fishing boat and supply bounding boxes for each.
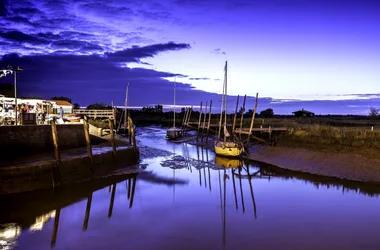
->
[214,61,243,157]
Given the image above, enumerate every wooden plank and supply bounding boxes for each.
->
[235,127,288,133]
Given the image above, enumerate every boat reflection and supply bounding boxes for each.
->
[214,156,243,168]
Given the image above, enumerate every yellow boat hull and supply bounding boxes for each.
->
[214,141,243,158]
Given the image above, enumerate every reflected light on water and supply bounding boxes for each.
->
[29,211,56,232]
[1,127,380,250]
[0,223,21,250]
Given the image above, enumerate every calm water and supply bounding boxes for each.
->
[1,127,380,250]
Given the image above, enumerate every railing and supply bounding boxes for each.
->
[73,109,114,119]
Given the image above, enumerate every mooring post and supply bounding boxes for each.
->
[248,93,259,138]
[201,101,208,142]
[268,125,272,144]
[51,208,61,247]
[108,118,117,158]
[182,107,189,134]
[196,101,203,142]
[239,95,247,141]
[232,95,240,135]
[129,176,137,208]
[82,193,93,231]
[186,106,193,135]
[83,116,93,168]
[206,100,212,144]
[187,106,193,126]
[112,107,117,127]
[182,107,188,129]
[128,117,138,160]
[108,184,117,218]
[50,120,61,187]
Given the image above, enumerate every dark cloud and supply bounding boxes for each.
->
[0,42,193,106]
[0,1,8,16]
[213,48,226,54]
[189,77,210,80]
[106,42,191,62]
[51,40,104,52]
[0,49,379,115]
[0,31,49,45]
[344,93,380,98]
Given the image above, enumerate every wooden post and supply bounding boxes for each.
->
[232,95,240,135]
[201,101,208,142]
[182,107,189,134]
[108,118,116,158]
[186,106,193,135]
[112,107,117,128]
[83,116,93,167]
[187,106,193,126]
[50,120,61,187]
[268,126,272,144]
[128,118,132,144]
[206,100,212,144]
[82,193,93,231]
[196,101,203,142]
[51,208,61,247]
[248,93,259,138]
[239,95,247,140]
[182,107,188,128]
[128,117,138,159]
[129,176,137,208]
[108,184,117,218]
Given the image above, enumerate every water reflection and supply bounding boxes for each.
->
[1,127,380,250]
[0,223,20,250]
[51,176,138,247]
[0,173,139,249]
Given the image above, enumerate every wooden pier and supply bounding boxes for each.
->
[181,94,288,146]
[73,109,115,119]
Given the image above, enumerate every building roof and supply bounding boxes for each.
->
[50,100,73,107]
[292,109,314,114]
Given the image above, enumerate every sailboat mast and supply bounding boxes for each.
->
[223,61,228,143]
[173,77,176,128]
[217,66,225,141]
[124,82,129,129]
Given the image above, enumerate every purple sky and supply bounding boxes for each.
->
[0,0,379,115]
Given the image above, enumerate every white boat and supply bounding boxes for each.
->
[166,78,183,140]
[214,61,243,158]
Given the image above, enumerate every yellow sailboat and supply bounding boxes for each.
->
[214,61,243,158]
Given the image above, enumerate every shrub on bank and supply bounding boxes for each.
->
[281,124,380,149]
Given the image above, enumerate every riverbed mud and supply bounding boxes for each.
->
[247,144,380,183]
[179,135,380,183]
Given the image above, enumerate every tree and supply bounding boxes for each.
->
[50,96,72,103]
[369,107,379,118]
[259,108,274,118]
[239,106,245,114]
[73,103,80,109]
[154,104,163,113]
[87,103,111,110]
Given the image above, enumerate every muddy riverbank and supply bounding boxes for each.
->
[175,135,380,183]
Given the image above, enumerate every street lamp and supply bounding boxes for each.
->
[1,65,23,125]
